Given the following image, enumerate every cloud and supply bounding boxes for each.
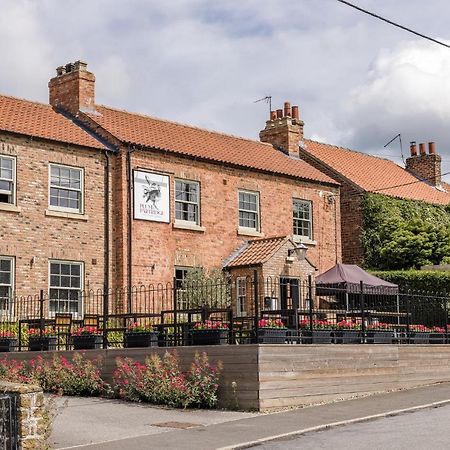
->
[340,39,450,173]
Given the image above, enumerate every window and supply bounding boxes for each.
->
[175,267,189,290]
[236,277,247,316]
[238,191,260,230]
[0,257,13,311]
[293,199,312,239]
[175,180,200,224]
[0,156,15,204]
[49,164,83,213]
[49,261,83,315]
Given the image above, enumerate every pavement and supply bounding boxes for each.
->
[51,382,450,450]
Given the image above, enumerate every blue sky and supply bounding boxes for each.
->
[2,0,450,178]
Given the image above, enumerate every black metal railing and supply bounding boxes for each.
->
[1,275,450,349]
[0,394,18,450]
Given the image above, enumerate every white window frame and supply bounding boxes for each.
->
[0,155,16,205]
[48,164,84,214]
[293,199,313,240]
[236,277,247,316]
[174,179,200,225]
[238,190,260,231]
[0,256,14,313]
[48,260,84,317]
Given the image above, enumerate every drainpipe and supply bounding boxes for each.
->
[103,150,110,347]
[126,145,134,312]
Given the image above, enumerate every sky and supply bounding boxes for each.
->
[1,0,450,178]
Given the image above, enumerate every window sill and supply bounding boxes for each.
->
[237,227,264,237]
[45,209,88,221]
[0,203,21,213]
[173,221,205,232]
[293,236,317,246]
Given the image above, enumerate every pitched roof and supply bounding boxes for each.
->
[85,105,337,185]
[303,140,450,205]
[0,95,105,149]
[225,236,288,268]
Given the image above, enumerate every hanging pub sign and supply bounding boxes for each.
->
[133,170,170,222]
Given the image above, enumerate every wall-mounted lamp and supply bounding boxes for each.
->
[288,243,308,260]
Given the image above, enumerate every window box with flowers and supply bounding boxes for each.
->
[366,323,396,344]
[333,320,362,344]
[299,319,334,344]
[0,331,18,352]
[28,328,57,351]
[124,323,158,348]
[71,327,103,350]
[190,321,229,346]
[256,319,287,344]
[409,325,445,344]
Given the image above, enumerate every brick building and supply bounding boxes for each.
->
[0,60,341,315]
[299,140,450,264]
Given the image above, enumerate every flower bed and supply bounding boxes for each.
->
[257,319,287,344]
[72,327,103,350]
[191,321,229,346]
[124,323,158,348]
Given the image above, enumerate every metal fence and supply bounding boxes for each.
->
[0,394,18,450]
[1,275,450,349]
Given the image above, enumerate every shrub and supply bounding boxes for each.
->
[28,354,108,396]
[0,353,109,396]
[113,351,222,408]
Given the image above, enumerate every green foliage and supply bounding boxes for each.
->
[370,270,450,294]
[362,194,450,270]
[180,268,231,308]
[113,351,222,408]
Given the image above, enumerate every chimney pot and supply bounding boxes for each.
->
[410,141,417,156]
[56,66,66,76]
[65,62,75,73]
[276,109,283,119]
[74,60,88,72]
[284,101,291,117]
[428,142,436,155]
[419,143,426,156]
[270,110,277,120]
[292,106,299,120]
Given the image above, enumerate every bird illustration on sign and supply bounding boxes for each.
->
[143,175,162,210]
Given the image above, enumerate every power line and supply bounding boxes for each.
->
[337,0,450,49]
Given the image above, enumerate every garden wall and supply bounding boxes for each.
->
[9,345,450,411]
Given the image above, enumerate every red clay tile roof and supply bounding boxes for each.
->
[303,140,450,205]
[0,95,105,149]
[225,236,288,268]
[85,105,336,185]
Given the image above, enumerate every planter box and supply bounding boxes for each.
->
[301,330,334,344]
[28,336,57,351]
[72,334,103,350]
[191,329,229,346]
[409,332,430,344]
[429,333,445,344]
[334,330,362,344]
[256,328,287,344]
[124,331,158,348]
[366,331,395,344]
[0,338,18,352]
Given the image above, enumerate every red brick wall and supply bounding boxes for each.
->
[299,149,364,265]
[0,134,106,297]
[118,148,341,288]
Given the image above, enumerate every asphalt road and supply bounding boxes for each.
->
[256,404,450,450]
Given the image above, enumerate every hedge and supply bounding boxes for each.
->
[371,270,450,294]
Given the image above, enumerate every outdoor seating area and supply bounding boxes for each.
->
[0,274,449,352]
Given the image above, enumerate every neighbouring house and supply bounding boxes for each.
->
[298,139,450,266]
[0,60,341,316]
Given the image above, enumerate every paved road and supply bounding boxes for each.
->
[51,383,450,449]
[256,404,450,450]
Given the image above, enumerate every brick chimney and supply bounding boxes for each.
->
[49,61,95,115]
[405,141,442,187]
[259,101,304,158]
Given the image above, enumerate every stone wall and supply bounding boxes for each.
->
[0,381,46,449]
